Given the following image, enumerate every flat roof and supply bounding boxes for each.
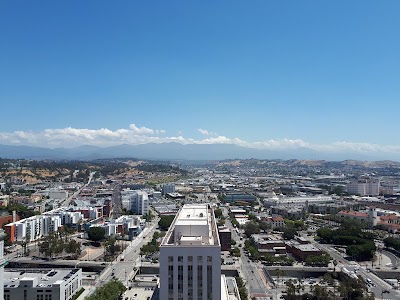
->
[161,204,220,247]
[294,244,321,252]
[4,269,80,288]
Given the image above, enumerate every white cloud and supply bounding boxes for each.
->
[198,128,216,136]
[1,124,400,159]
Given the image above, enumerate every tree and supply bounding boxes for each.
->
[85,279,126,300]
[304,254,331,267]
[248,246,260,260]
[87,227,105,242]
[143,211,154,222]
[235,276,248,300]
[65,239,81,257]
[158,215,175,231]
[244,221,260,238]
[282,228,296,240]
[311,284,329,300]
[105,236,117,256]
[285,279,297,300]
[214,208,223,218]
[259,221,271,232]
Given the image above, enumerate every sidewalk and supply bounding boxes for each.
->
[76,286,94,300]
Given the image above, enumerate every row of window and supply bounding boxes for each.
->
[168,256,213,263]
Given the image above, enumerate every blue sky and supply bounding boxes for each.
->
[0,1,399,156]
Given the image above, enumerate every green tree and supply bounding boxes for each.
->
[87,227,105,242]
[244,221,260,237]
[65,239,81,257]
[304,254,331,267]
[282,228,296,240]
[85,279,126,300]
[214,208,223,218]
[158,215,176,231]
[143,211,155,222]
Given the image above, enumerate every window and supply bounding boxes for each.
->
[188,256,193,262]
[178,256,183,262]
[168,256,173,262]
[207,256,212,262]
[197,256,202,263]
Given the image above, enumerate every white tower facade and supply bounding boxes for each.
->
[160,204,221,300]
[130,191,149,215]
[0,230,7,300]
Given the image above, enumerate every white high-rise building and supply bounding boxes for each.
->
[162,183,176,196]
[160,204,221,300]
[130,191,149,215]
[0,230,6,300]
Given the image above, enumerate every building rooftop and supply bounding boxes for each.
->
[161,204,220,247]
[291,243,320,252]
[338,210,368,217]
[4,269,80,288]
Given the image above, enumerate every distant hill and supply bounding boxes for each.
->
[0,143,399,162]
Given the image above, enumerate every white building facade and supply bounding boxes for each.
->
[162,183,176,196]
[7,215,62,243]
[160,204,221,300]
[4,269,82,300]
[0,230,6,300]
[347,179,380,196]
[264,193,333,207]
[121,189,149,215]
[130,191,149,215]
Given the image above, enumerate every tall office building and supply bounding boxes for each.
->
[0,230,6,300]
[130,191,149,215]
[159,204,221,300]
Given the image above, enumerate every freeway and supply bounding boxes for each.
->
[382,250,400,267]
[313,241,400,299]
[346,265,399,300]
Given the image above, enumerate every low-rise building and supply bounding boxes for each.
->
[263,215,285,228]
[4,269,82,300]
[286,241,322,261]
[224,193,256,203]
[264,194,333,207]
[337,207,378,226]
[251,234,286,256]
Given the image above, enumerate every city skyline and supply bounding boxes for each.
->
[1,1,400,160]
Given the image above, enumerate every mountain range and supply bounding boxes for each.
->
[0,143,398,162]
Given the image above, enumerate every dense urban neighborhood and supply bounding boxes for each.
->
[0,158,400,299]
